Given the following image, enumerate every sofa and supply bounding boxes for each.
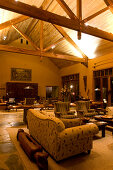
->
[27,109,99,161]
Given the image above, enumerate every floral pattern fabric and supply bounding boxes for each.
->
[54,102,76,119]
[27,109,99,161]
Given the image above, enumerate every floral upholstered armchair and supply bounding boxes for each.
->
[76,100,97,118]
[54,101,76,119]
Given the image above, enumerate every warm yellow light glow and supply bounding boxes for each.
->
[0,9,2,24]
[70,85,73,89]
[51,45,55,49]
[85,23,89,26]
[3,36,7,40]
[69,31,100,59]
[68,44,83,58]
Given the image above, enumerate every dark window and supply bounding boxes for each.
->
[26,40,28,45]
[21,39,23,44]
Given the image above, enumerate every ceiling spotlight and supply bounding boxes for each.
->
[3,36,6,40]
[15,0,18,1]
[51,45,55,49]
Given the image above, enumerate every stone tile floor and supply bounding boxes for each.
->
[0,109,26,170]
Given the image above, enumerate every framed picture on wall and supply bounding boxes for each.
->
[11,68,32,81]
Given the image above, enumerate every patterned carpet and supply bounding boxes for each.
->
[7,126,113,170]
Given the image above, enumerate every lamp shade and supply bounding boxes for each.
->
[24,86,33,90]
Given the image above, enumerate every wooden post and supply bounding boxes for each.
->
[40,20,43,61]
[77,0,82,40]
[108,76,111,106]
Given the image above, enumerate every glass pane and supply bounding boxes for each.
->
[101,70,104,76]
[109,68,112,75]
[111,77,113,104]
[94,78,101,101]
[105,69,108,76]
[102,78,108,102]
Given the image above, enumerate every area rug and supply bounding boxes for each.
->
[7,127,113,170]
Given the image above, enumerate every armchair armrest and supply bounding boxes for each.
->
[67,110,75,115]
[55,112,61,118]
[58,123,99,140]
[60,118,81,128]
[88,109,95,112]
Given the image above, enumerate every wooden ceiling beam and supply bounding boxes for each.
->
[40,20,44,51]
[104,0,113,16]
[0,44,84,62]
[43,52,84,62]
[53,24,87,59]
[77,0,82,40]
[82,5,111,23]
[81,24,113,42]
[55,0,79,21]
[40,20,43,60]
[0,15,29,30]
[0,1,113,42]
[43,37,64,52]
[0,0,79,31]
[106,0,113,5]
[12,25,39,50]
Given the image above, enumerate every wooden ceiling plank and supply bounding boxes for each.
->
[12,25,39,50]
[0,44,84,62]
[43,37,64,52]
[77,0,82,40]
[0,15,29,30]
[0,0,79,31]
[26,0,54,36]
[42,0,54,9]
[53,24,87,59]
[82,6,111,23]
[25,18,38,35]
[55,0,79,21]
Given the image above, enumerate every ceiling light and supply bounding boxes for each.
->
[51,45,55,49]
[3,36,6,40]
[15,0,18,1]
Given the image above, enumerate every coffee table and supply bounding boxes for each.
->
[95,121,107,137]
[94,115,113,126]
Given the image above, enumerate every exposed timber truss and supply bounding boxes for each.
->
[0,0,113,67]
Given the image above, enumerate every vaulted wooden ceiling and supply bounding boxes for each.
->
[0,0,113,68]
